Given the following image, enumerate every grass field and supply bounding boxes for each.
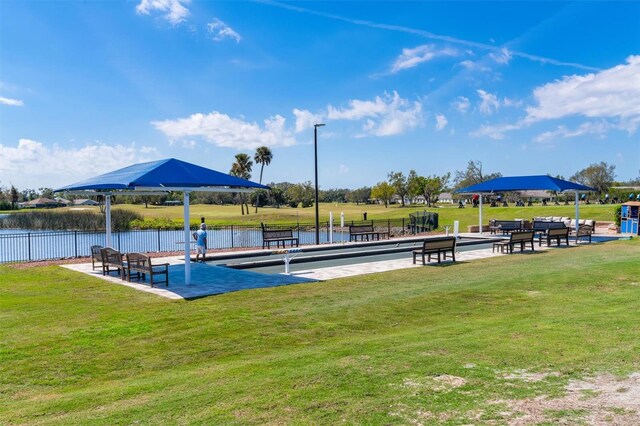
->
[3,202,617,230]
[1,239,639,424]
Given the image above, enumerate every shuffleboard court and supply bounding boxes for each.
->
[203,236,500,275]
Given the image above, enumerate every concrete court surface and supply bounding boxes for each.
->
[62,233,616,300]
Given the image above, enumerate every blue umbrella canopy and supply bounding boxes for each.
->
[55,158,269,192]
[55,158,269,286]
[455,175,594,193]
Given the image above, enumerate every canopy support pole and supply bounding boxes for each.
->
[479,194,483,235]
[184,191,191,285]
[105,195,112,248]
[574,190,580,243]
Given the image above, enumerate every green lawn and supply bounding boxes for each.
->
[4,202,615,230]
[1,239,639,424]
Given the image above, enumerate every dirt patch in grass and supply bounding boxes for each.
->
[503,369,562,382]
[498,372,640,425]
[401,374,467,393]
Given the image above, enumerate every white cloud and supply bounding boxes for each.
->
[534,121,611,143]
[435,114,448,131]
[477,89,500,115]
[339,164,349,174]
[390,44,459,73]
[207,18,241,43]
[459,60,491,72]
[526,55,640,132]
[452,96,470,113]
[327,91,423,136]
[0,96,23,106]
[471,121,525,140]
[489,47,512,64]
[0,139,159,188]
[152,112,297,150]
[293,109,323,133]
[136,0,190,25]
[476,90,521,115]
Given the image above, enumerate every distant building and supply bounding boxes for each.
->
[163,200,182,206]
[438,192,454,204]
[73,199,99,206]
[21,197,60,209]
[54,197,72,206]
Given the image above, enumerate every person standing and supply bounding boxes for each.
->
[193,223,207,263]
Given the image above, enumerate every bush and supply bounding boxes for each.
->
[130,217,182,230]
[0,209,143,231]
[614,205,622,227]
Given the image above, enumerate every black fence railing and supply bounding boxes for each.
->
[0,216,437,263]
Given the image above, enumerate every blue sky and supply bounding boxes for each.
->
[1,0,639,190]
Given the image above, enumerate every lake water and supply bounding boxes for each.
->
[0,227,349,263]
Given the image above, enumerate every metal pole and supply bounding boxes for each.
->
[183,191,191,285]
[314,123,325,245]
[105,195,112,247]
[479,194,483,235]
[575,190,580,244]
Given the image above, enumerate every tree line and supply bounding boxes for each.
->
[1,160,638,212]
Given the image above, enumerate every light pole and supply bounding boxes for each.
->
[314,123,325,245]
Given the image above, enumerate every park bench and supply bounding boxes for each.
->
[538,226,570,247]
[492,230,535,254]
[412,236,456,265]
[348,224,390,242]
[125,252,169,287]
[489,220,523,235]
[261,224,299,249]
[90,245,104,271]
[100,247,126,279]
[571,225,594,243]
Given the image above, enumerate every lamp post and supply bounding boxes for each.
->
[314,123,325,245]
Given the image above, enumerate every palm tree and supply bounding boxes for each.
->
[230,153,253,215]
[253,146,273,213]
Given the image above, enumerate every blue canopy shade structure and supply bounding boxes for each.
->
[55,158,269,192]
[455,175,594,194]
[454,175,595,236]
[55,158,269,285]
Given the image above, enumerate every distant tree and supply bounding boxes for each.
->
[322,188,350,203]
[230,153,253,215]
[21,188,36,202]
[371,182,395,208]
[423,173,451,207]
[453,160,501,191]
[10,186,19,209]
[407,170,422,202]
[38,187,54,198]
[268,187,287,208]
[348,186,371,205]
[387,171,409,207]
[285,182,314,208]
[570,162,616,196]
[253,146,273,213]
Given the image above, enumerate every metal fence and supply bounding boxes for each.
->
[0,217,433,263]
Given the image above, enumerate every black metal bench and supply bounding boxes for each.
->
[261,224,299,249]
[412,236,456,265]
[490,220,523,235]
[348,224,389,242]
[492,230,535,253]
[125,252,169,287]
